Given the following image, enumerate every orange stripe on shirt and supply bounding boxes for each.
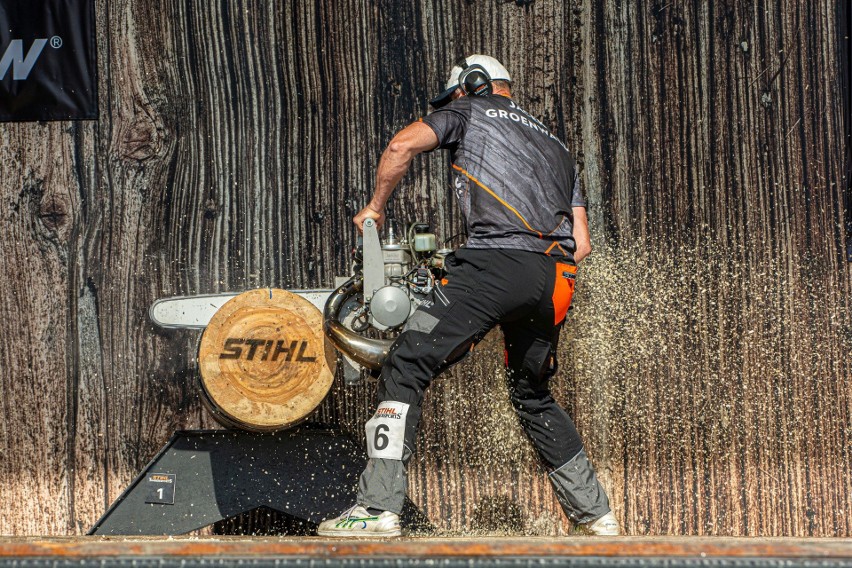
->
[452,164,543,238]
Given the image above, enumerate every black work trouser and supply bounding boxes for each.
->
[358,248,610,522]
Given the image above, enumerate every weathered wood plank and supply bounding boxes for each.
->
[0,120,91,533]
[564,0,851,537]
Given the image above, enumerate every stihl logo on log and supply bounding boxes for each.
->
[219,338,317,362]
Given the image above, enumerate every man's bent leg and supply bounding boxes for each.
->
[319,315,481,535]
[503,320,611,525]
[357,401,416,514]
[357,326,487,513]
[357,253,499,514]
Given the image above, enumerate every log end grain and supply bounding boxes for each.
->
[198,289,336,431]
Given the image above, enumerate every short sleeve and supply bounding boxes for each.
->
[571,162,586,208]
[421,97,471,149]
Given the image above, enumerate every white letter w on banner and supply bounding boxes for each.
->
[0,39,48,80]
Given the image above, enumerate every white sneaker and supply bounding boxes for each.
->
[582,511,621,536]
[317,505,401,537]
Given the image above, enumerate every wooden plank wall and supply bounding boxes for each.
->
[0,0,849,536]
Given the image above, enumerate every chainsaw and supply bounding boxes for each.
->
[149,218,452,383]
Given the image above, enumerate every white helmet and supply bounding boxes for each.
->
[430,54,511,108]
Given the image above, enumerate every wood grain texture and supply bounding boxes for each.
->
[0,121,91,534]
[0,0,848,536]
[198,289,334,431]
[562,0,851,537]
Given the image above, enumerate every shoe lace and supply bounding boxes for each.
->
[340,504,361,520]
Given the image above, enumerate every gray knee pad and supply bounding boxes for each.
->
[548,449,611,524]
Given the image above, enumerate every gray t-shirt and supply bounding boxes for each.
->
[422,95,585,261]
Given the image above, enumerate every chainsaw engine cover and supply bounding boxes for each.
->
[371,285,412,328]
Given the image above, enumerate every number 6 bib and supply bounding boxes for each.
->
[365,401,409,460]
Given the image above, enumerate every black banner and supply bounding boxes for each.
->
[0,0,97,121]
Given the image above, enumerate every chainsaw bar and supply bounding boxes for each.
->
[149,290,334,330]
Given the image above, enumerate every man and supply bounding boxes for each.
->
[318,55,619,537]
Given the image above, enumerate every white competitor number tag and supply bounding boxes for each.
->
[365,401,409,460]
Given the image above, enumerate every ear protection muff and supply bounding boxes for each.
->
[456,58,493,97]
[429,57,496,108]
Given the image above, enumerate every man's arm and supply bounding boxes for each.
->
[353,121,439,231]
[572,206,592,263]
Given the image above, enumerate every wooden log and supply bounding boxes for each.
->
[197,289,334,431]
